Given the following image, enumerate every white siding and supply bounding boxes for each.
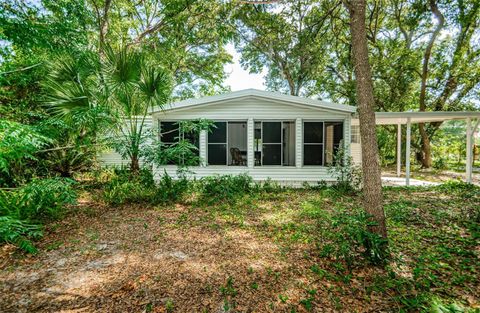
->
[97,117,153,166]
[351,143,362,165]
[152,98,350,120]
[150,97,353,185]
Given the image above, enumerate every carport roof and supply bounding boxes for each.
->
[352,111,480,125]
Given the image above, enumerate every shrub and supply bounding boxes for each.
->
[0,216,42,253]
[316,206,388,268]
[153,172,190,204]
[102,176,153,205]
[0,178,77,221]
[18,178,77,220]
[260,178,283,193]
[0,178,76,252]
[327,147,362,194]
[101,167,190,205]
[198,174,254,204]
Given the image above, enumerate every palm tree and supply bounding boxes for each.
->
[45,46,172,174]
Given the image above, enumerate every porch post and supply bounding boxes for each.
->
[295,118,302,168]
[405,118,411,186]
[397,123,401,177]
[247,118,254,168]
[199,130,207,167]
[466,117,472,183]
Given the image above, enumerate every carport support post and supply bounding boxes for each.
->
[466,117,472,183]
[397,124,401,177]
[405,118,411,186]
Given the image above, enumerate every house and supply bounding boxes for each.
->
[99,89,480,186]
[100,89,356,186]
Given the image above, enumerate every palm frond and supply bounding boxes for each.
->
[103,45,142,93]
[44,79,93,117]
[138,66,172,108]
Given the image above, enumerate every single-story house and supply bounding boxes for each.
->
[100,89,480,186]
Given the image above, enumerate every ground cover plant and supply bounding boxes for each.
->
[0,173,478,312]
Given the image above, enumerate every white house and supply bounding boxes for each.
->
[99,89,480,186]
[101,89,356,185]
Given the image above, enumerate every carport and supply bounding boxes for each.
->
[352,111,480,186]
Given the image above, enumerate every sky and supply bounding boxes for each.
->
[223,44,267,91]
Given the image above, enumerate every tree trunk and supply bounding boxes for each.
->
[416,0,444,169]
[418,123,432,168]
[130,155,140,175]
[345,0,387,239]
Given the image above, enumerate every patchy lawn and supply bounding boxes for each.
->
[1,184,479,312]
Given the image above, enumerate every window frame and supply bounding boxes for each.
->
[254,120,295,167]
[207,120,248,166]
[158,120,200,166]
[302,120,345,167]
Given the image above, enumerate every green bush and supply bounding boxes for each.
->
[153,172,190,204]
[101,167,190,205]
[327,147,362,194]
[102,177,153,205]
[0,178,77,221]
[315,206,388,268]
[0,178,77,252]
[18,178,77,219]
[0,216,42,253]
[198,174,254,204]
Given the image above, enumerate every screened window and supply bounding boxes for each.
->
[254,121,295,166]
[159,121,199,165]
[303,122,323,165]
[208,121,247,166]
[303,121,344,166]
[325,122,344,165]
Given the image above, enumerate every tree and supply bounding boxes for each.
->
[234,0,387,240]
[45,46,172,174]
[233,0,342,96]
[89,0,234,98]
[395,0,480,168]
[343,0,386,240]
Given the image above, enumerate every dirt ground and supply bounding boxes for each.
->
[0,195,393,313]
[1,187,478,312]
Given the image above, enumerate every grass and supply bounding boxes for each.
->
[0,181,478,312]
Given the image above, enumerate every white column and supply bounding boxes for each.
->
[397,124,402,177]
[295,118,302,168]
[405,118,411,186]
[199,130,207,167]
[466,117,472,183]
[247,118,254,168]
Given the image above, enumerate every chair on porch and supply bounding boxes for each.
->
[230,147,246,166]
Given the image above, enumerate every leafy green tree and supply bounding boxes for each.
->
[88,0,234,98]
[45,46,172,174]
[232,0,341,96]
[234,0,480,169]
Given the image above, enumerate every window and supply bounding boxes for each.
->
[351,125,360,143]
[208,121,247,166]
[254,121,295,166]
[159,121,199,165]
[303,121,344,166]
[324,122,344,165]
[303,122,324,165]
